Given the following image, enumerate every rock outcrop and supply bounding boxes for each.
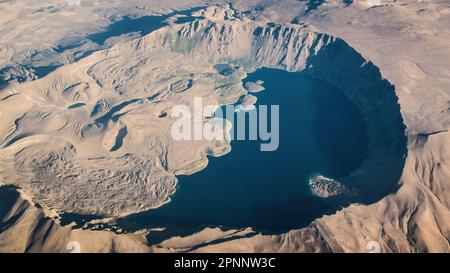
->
[0,1,448,253]
[309,176,353,198]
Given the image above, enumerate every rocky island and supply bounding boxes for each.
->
[309,176,354,198]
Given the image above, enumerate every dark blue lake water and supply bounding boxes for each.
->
[119,68,369,241]
[0,6,407,246]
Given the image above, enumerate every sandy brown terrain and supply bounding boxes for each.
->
[0,0,448,253]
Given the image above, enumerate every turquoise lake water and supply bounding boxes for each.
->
[118,68,370,241]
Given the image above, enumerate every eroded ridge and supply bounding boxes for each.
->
[0,5,405,221]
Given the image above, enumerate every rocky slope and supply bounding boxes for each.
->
[0,1,448,253]
[188,0,450,253]
[0,3,402,220]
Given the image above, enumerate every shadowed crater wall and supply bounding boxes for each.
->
[111,9,407,241]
